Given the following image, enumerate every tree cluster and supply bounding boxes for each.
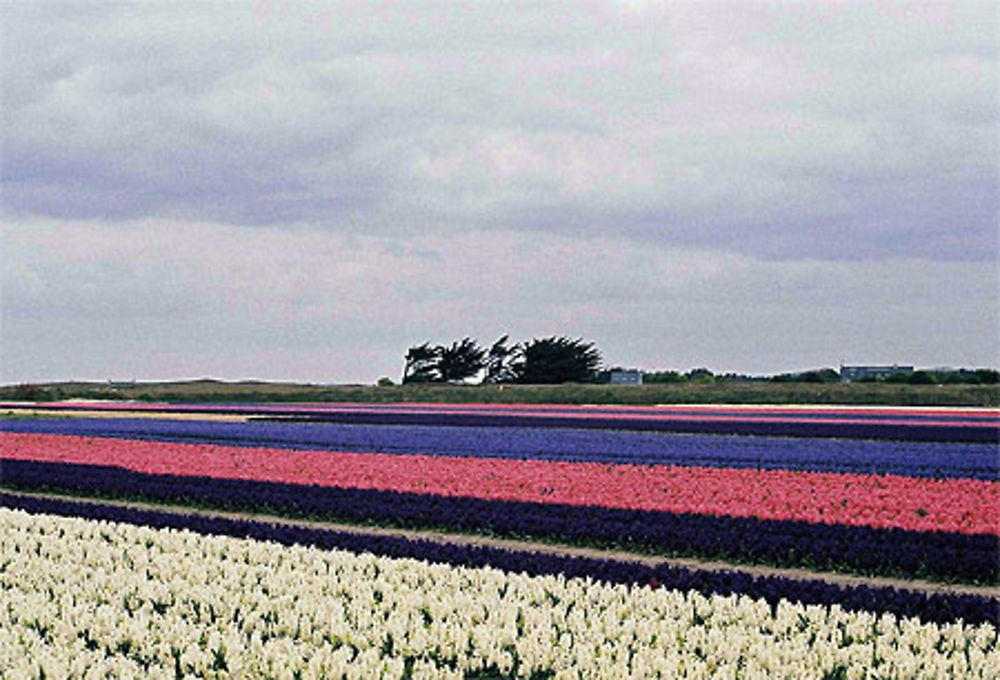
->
[402,336,602,385]
[876,369,998,385]
[642,368,768,384]
[770,368,842,384]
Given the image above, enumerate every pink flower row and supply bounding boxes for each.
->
[2,431,997,535]
[5,400,996,427]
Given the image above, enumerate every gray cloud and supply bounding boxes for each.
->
[3,1,996,260]
[2,3,997,384]
[3,219,996,383]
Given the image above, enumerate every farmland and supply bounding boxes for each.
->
[1,401,998,678]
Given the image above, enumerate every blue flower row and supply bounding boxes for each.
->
[3,458,996,585]
[5,416,996,480]
[259,410,999,442]
[2,490,995,627]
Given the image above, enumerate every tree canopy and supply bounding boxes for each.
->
[513,336,602,384]
[402,335,603,384]
[436,338,487,383]
[483,335,518,384]
[401,342,441,384]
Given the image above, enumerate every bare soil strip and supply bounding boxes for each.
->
[4,488,996,600]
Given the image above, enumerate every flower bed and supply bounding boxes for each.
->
[3,507,998,680]
[5,458,997,583]
[7,401,998,441]
[3,432,995,535]
[4,416,997,480]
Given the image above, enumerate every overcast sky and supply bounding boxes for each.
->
[2,1,997,384]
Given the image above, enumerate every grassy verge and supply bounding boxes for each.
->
[2,379,998,407]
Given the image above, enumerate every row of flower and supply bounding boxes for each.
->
[5,493,996,627]
[3,432,995,536]
[5,457,997,583]
[3,506,998,680]
[244,402,998,422]
[15,401,1000,420]
[256,410,1000,442]
[7,401,998,441]
[4,416,996,480]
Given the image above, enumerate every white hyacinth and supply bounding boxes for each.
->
[1,508,997,679]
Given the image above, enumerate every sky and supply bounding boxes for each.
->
[2,1,998,384]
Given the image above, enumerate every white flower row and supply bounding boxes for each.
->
[1,508,997,680]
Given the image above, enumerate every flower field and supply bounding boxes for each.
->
[5,416,998,479]
[1,402,998,677]
[4,431,997,535]
[4,401,998,442]
[3,509,999,679]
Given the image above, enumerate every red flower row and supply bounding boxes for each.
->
[3,431,997,535]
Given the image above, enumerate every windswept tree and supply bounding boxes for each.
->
[402,334,603,385]
[402,342,441,384]
[513,336,602,384]
[436,337,487,383]
[483,335,518,384]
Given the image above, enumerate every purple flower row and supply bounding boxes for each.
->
[263,411,999,443]
[8,400,999,441]
[4,417,996,480]
[3,458,996,585]
[2,490,995,627]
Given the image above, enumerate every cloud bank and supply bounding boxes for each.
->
[4,219,996,382]
[2,2,997,382]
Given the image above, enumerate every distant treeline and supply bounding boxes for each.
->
[3,380,998,407]
[399,335,998,387]
[644,367,999,385]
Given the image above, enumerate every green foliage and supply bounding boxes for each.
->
[402,338,486,384]
[436,338,487,383]
[402,335,602,385]
[642,370,685,384]
[772,368,840,384]
[8,384,50,401]
[401,343,441,384]
[4,369,998,407]
[483,335,518,384]
[512,336,602,384]
[906,371,936,385]
[938,369,999,385]
[973,369,999,384]
[686,367,715,382]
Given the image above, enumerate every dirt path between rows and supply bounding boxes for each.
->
[5,488,997,600]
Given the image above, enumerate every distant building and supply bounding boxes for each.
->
[597,370,643,385]
[839,365,914,382]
